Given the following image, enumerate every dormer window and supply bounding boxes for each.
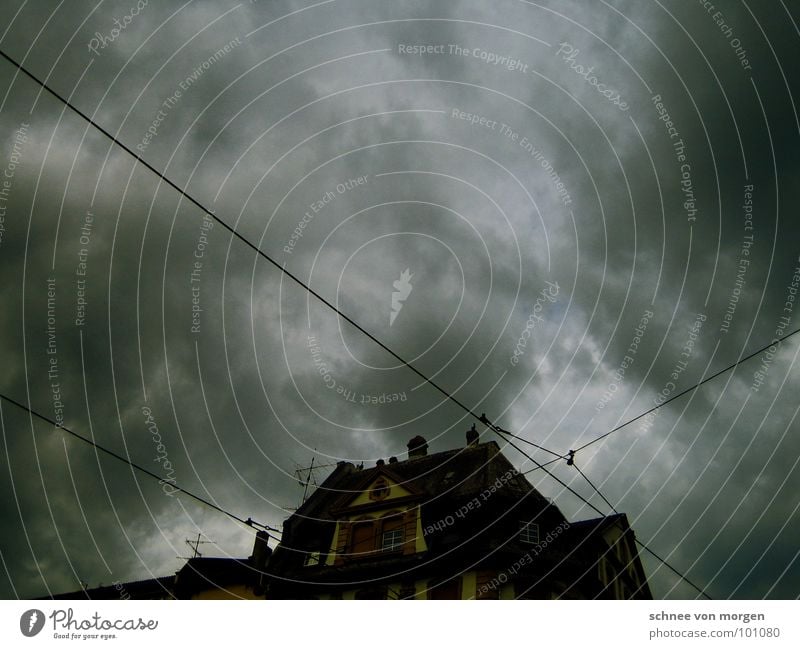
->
[519,521,540,544]
[369,476,390,501]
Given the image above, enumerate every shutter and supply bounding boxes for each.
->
[351,522,376,556]
[402,508,417,554]
[333,521,351,565]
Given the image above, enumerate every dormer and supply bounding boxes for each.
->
[325,467,427,565]
[340,471,418,510]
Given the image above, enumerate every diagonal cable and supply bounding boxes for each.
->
[0,48,562,460]
[0,391,278,532]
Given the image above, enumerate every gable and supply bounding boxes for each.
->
[345,473,416,509]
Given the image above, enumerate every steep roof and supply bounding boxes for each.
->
[290,440,561,519]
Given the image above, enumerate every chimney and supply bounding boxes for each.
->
[250,530,272,595]
[466,423,479,447]
[251,530,272,571]
[388,456,398,464]
[376,459,385,466]
[407,435,428,459]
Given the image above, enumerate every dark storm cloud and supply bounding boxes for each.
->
[1,0,798,600]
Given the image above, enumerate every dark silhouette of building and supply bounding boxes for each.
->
[45,430,650,600]
[267,430,651,599]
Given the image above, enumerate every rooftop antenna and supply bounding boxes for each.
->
[299,455,315,504]
[178,532,214,560]
[294,452,340,505]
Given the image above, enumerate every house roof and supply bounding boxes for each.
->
[289,441,560,522]
[44,576,175,600]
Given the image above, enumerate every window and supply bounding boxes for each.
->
[369,476,390,501]
[303,551,321,567]
[519,521,539,544]
[381,513,405,552]
[382,528,404,551]
[344,512,406,560]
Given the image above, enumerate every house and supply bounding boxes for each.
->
[45,532,271,600]
[266,429,652,599]
[45,429,651,600]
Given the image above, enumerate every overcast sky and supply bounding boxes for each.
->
[1,0,799,600]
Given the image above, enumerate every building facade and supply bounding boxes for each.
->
[266,431,651,600]
[48,430,651,600]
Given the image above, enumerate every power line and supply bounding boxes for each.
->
[0,47,743,599]
[521,456,562,475]
[569,459,711,600]
[494,428,712,598]
[0,391,279,533]
[0,359,707,593]
[479,415,567,459]
[573,325,800,454]
[573,462,618,514]
[0,48,562,461]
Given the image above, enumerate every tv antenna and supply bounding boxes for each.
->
[294,453,339,504]
[179,533,215,560]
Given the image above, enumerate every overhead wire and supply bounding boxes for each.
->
[3,45,784,599]
[572,462,618,514]
[493,427,712,598]
[572,325,800,454]
[0,48,563,461]
[0,392,279,533]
